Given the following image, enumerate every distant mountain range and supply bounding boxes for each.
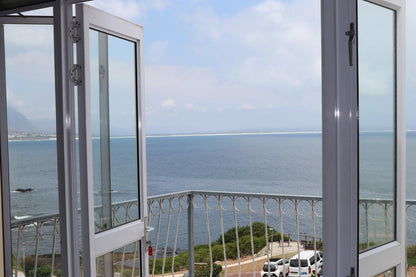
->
[7,106,38,132]
[7,106,56,134]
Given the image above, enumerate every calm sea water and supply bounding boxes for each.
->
[7,132,416,250]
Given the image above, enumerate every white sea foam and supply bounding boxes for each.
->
[14,215,32,220]
[146,131,322,138]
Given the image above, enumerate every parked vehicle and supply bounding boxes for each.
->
[261,258,290,277]
[288,251,323,277]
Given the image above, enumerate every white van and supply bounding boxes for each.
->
[288,250,323,277]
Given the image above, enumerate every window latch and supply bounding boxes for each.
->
[347,267,355,277]
[345,22,356,66]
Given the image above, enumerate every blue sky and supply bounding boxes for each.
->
[5,0,416,135]
[92,0,322,134]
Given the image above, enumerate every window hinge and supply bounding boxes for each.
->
[71,64,83,86]
[69,20,81,43]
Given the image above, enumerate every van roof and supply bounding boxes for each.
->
[290,250,320,259]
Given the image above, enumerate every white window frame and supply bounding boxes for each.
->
[0,11,81,276]
[75,3,148,276]
[0,1,406,276]
[322,0,406,276]
[358,0,406,275]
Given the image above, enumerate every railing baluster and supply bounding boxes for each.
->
[263,197,270,276]
[247,198,255,277]
[131,241,138,277]
[171,197,182,277]
[162,198,173,276]
[384,203,388,240]
[295,200,300,276]
[279,199,285,264]
[34,222,42,277]
[120,246,126,276]
[365,202,369,249]
[15,227,22,277]
[218,195,227,276]
[204,196,213,277]
[51,219,58,277]
[233,196,241,277]
[152,200,163,277]
[188,194,195,277]
[311,200,317,272]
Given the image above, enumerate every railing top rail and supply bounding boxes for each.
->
[148,190,323,202]
[11,213,59,228]
[10,190,416,228]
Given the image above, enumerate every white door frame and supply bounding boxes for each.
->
[76,3,148,276]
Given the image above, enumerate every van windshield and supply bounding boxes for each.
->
[290,259,308,267]
[263,264,276,271]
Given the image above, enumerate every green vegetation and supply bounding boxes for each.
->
[23,256,61,277]
[149,222,288,274]
[407,244,416,267]
[195,263,222,277]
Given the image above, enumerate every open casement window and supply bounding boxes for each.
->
[0,3,148,276]
[322,0,406,276]
[75,4,148,277]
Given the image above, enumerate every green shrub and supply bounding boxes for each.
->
[211,244,225,261]
[216,222,289,244]
[195,263,222,277]
[407,245,416,267]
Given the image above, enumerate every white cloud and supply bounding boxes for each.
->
[91,0,142,21]
[91,0,171,21]
[146,106,154,113]
[148,40,169,63]
[180,0,321,109]
[6,89,24,109]
[239,104,254,110]
[4,25,53,48]
[184,103,207,112]
[6,51,55,83]
[160,98,176,110]
[144,0,323,132]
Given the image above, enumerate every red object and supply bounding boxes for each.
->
[308,267,311,274]
[148,246,153,256]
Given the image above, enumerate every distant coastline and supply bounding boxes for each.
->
[8,129,416,141]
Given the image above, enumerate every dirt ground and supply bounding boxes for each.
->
[408,266,416,277]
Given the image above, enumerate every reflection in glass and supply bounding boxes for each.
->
[4,24,60,275]
[89,30,139,233]
[358,0,396,252]
[374,268,395,277]
[96,241,141,277]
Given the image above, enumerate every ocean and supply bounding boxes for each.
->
[7,132,416,253]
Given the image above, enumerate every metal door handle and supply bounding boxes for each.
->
[345,23,356,66]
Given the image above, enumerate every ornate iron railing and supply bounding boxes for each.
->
[10,191,409,277]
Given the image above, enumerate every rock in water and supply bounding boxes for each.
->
[16,188,34,193]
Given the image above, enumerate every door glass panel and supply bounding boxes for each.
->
[89,29,139,233]
[358,0,396,252]
[3,24,60,275]
[96,241,142,277]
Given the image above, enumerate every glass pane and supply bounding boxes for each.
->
[89,29,139,233]
[374,268,395,277]
[358,0,396,252]
[96,241,142,277]
[4,24,61,275]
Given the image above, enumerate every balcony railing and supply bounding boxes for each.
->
[10,191,408,277]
